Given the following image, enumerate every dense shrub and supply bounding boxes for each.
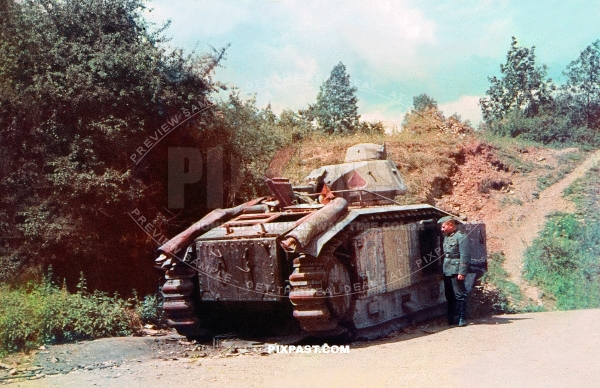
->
[0,271,168,355]
[0,275,132,356]
[485,110,600,147]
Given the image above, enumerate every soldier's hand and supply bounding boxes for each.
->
[457,274,465,281]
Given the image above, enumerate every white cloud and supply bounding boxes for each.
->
[476,18,514,57]
[439,95,482,125]
[280,1,437,72]
[143,1,256,39]
[237,45,324,112]
[360,111,404,133]
[143,1,492,124]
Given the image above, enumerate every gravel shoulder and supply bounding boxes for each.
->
[9,309,600,388]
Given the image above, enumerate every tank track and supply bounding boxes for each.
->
[289,253,351,333]
[289,207,445,335]
[161,263,203,337]
[289,230,352,333]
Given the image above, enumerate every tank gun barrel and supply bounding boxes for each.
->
[157,198,263,262]
[281,197,348,252]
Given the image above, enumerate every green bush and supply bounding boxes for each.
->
[478,253,526,314]
[134,293,165,328]
[524,211,600,309]
[525,164,600,310]
[486,111,600,148]
[0,273,136,356]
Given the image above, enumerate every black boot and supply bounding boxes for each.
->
[458,301,467,327]
[447,311,456,325]
[447,301,456,325]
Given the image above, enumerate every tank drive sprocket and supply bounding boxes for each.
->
[161,263,203,337]
[289,253,352,332]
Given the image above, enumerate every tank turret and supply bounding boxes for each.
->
[301,143,407,206]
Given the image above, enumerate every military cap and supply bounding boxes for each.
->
[437,215,456,224]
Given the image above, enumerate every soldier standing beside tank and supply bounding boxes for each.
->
[438,216,471,327]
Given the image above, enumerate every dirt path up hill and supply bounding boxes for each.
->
[495,149,600,303]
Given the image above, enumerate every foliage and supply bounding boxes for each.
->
[412,93,438,111]
[480,37,555,122]
[524,213,600,310]
[403,94,473,136]
[478,253,527,314]
[562,40,600,129]
[313,62,360,134]
[207,92,295,203]
[0,273,135,356]
[480,37,600,147]
[133,292,165,328]
[0,0,225,292]
[536,151,584,191]
[483,108,600,146]
[357,120,386,135]
[524,167,600,309]
[278,109,313,141]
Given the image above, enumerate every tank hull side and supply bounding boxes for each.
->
[348,223,445,330]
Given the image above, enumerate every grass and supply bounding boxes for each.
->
[536,150,585,191]
[523,162,600,310]
[478,132,539,174]
[0,271,164,356]
[480,132,587,191]
[499,196,524,208]
[472,253,534,314]
[478,131,546,150]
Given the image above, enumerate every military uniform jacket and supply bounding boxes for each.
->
[442,230,470,276]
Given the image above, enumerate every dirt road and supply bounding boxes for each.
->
[495,149,600,302]
[12,309,600,388]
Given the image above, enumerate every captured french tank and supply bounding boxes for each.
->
[155,143,487,338]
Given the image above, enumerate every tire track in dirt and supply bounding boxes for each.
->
[497,149,600,304]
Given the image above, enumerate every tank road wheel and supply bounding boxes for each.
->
[161,263,203,338]
[324,258,352,321]
[289,254,352,333]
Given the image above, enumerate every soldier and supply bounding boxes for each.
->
[438,216,471,327]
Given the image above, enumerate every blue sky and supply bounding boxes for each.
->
[144,0,600,128]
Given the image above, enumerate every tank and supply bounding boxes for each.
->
[155,143,487,338]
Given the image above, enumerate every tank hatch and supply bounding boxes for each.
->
[344,143,386,162]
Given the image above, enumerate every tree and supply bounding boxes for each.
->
[480,37,555,122]
[0,0,225,292]
[403,94,472,136]
[563,40,600,129]
[314,62,360,134]
[412,93,438,111]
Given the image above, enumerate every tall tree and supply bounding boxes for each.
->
[563,40,600,129]
[314,62,360,134]
[0,0,225,292]
[480,37,555,122]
